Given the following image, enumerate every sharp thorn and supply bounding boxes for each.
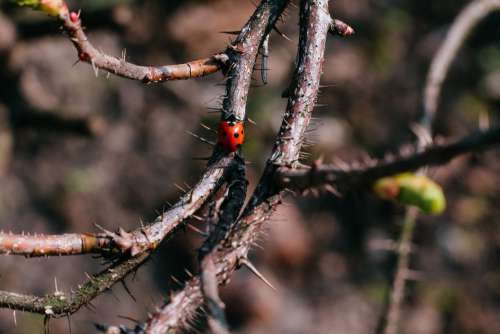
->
[240,258,276,291]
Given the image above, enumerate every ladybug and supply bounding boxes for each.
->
[217,120,245,152]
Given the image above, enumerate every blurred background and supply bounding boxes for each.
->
[0,0,500,333]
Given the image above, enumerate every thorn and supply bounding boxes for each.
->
[186,223,208,237]
[191,214,203,221]
[170,275,182,286]
[185,130,216,146]
[273,26,291,41]
[200,122,216,133]
[91,59,99,77]
[121,48,127,62]
[184,269,194,277]
[54,277,59,293]
[173,183,187,193]
[191,157,212,161]
[324,184,342,197]
[240,258,276,291]
[121,280,137,302]
[329,19,355,37]
[13,310,17,327]
[219,30,240,35]
[117,314,140,324]
[260,34,269,84]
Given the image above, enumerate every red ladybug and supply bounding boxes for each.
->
[217,120,245,152]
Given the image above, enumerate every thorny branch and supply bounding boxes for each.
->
[0,156,233,258]
[4,0,500,332]
[0,252,149,316]
[123,1,333,333]
[276,126,500,192]
[199,156,247,334]
[44,1,228,83]
[0,0,288,318]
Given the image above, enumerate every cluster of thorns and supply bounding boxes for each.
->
[1,0,500,333]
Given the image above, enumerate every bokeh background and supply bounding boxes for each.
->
[1,0,500,333]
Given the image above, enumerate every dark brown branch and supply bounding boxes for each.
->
[131,1,331,332]
[245,0,332,212]
[199,156,247,334]
[221,0,289,121]
[276,126,500,192]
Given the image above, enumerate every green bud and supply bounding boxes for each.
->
[374,173,446,214]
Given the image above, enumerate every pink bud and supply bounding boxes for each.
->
[70,11,79,23]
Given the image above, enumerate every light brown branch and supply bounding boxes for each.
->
[12,0,227,83]
[0,232,108,256]
[423,0,500,128]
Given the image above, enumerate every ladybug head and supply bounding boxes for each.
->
[221,111,238,123]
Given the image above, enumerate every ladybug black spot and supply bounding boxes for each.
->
[234,133,239,138]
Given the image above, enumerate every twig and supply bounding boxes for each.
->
[381,208,419,334]
[422,0,500,129]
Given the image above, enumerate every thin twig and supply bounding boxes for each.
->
[381,208,419,334]
[422,0,500,129]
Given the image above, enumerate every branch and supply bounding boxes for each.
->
[381,1,500,330]
[244,0,332,212]
[199,156,247,334]
[0,232,109,256]
[220,0,288,121]
[0,0,291,318]
[125,1,332,333]
[12,0,228,83]
[276,126,500,192]
[0,155,234,257]
[422,0,500,128]
[0,252,149,316]
[380,208,419,334]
